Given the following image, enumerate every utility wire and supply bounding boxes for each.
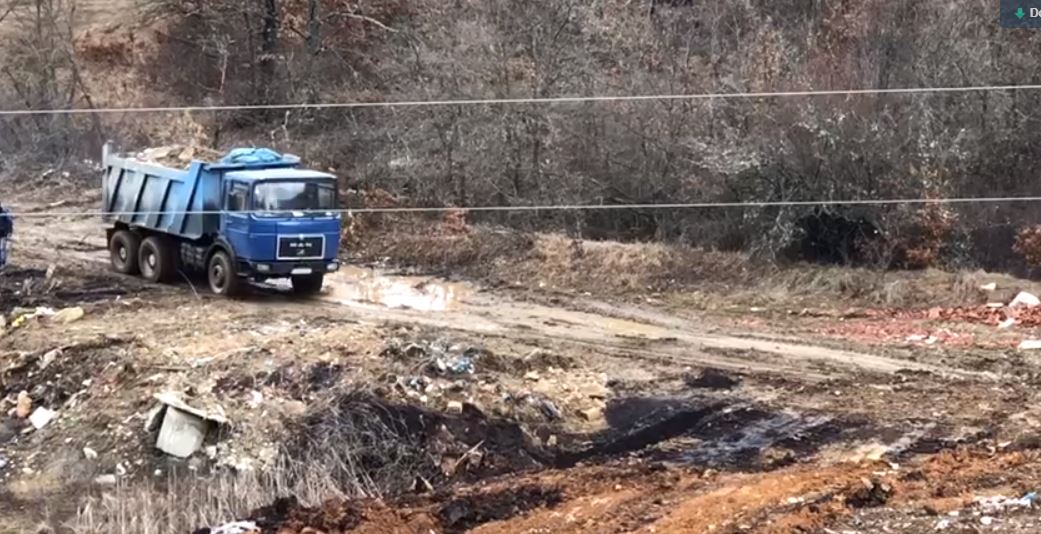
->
[8,195,1041,218]
[3,84,1041,116]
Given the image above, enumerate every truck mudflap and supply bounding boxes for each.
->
[243,260,339,278]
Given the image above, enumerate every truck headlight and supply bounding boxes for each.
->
[327,262,339,272]
[257,264,271,273]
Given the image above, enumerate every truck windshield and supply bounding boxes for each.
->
[253,181,336,215]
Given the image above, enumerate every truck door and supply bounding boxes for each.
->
[222,181,252,260]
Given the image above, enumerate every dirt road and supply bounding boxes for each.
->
[11,194,972,382]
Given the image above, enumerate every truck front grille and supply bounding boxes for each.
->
[277,236,324,260]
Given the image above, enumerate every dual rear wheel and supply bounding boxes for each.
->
[110,230,176,282]
[109,230,323,297]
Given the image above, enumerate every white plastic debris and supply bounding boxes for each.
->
[210,521,259,534]
[980,282,997,292]
[1009,291,1041,308]
[247,390,263,409]
[29,408,56,429]
[1018,339,1041,350]
[83,447,98,460]
[980,516,994,526]
[998,318,1016,329]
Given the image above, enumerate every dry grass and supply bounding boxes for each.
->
[353,218,1041,310]
[66,393,429,534]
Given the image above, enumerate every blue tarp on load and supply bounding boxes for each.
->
[219,148,286,166]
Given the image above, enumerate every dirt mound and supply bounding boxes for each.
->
[133,144,222,169]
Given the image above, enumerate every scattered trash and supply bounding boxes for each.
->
[546,435,558,447]
[1010,291,1041,308]
[0,455,7,469]
[1018,339,1041,350]
[975,492,1038,512]
[50,306,85,324]
[14,391,31,419]
[208,521,260,534]
[247,390,263,409]
[986,302,1005,309]
[846,477,892,508]
[29,407,56,429]
[446,400,464,415]
[524,371,541,381]
[11,306,55,328]
[537,398,562,420]
[980,516,994,526]
[38,348,64,370]
[998,318,1016,329]
[83,447,98,460]
[152,393,229,458]
[433,355,475,375]
[94,474,117,486]
[980,282,997,291]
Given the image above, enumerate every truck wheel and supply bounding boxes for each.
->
[139,236,176,283]
[291,273,324,296]
[109,230,141,275]
[208,250,241,297]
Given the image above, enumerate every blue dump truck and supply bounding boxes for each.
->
[101,143,340,296]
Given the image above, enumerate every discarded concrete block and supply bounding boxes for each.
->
[1010,292,1041,308]
[29,407,56,429]
[155,406,210,458]
[152,393,228,458]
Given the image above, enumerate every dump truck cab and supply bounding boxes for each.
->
[221,168,341,280]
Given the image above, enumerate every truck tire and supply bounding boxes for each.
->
[207,250,242,297]
[139,236,176,283]
[291,273,324,296]
[109,230,141,275]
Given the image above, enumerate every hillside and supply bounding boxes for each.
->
[4,0,1041,271]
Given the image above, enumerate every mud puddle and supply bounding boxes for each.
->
[322,266,473,311]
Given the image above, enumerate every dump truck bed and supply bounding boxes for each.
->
[101,145,221,240]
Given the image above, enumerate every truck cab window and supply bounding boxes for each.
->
[226,184,248,212]
[254,181,336,215]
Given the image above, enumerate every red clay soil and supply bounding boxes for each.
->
[246,448,1041,534]
[868,305,1041,327]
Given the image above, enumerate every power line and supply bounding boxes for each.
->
[3,84,1041,116]
[8,195,1041,218]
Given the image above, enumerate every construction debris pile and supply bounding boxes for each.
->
[134,145,223,169]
